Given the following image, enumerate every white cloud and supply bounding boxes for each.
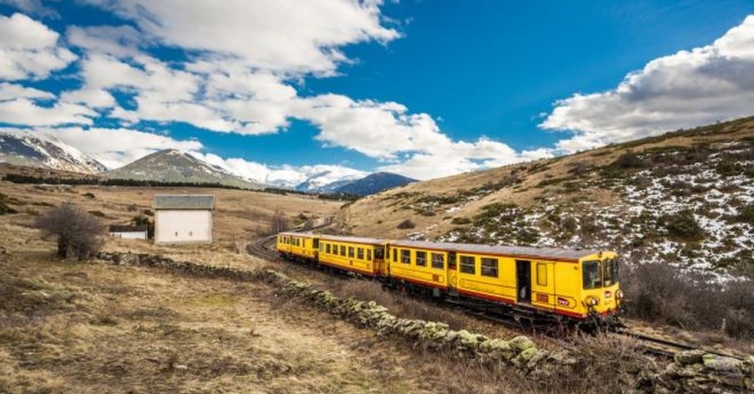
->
[188,151,367,187]
[0,82,54,100]
[80,0,400,75]
[541,15,754,153]
[0,98,95,126]
[0,0,58,18]
[0,13,76,80]
[37,127,204,169]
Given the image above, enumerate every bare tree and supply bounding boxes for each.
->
[270,209,288,234]
[35,202,107,260]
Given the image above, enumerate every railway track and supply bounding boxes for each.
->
[247,234,747,362]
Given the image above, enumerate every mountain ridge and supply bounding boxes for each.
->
[0,130,107,174]
[105,149,265,190]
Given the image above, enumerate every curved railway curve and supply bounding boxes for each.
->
[247,234,747,362]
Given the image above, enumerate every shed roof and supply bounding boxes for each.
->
[109,225,148,232]
[153,194,215,210]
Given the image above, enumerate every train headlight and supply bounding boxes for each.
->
[585,296,599,306]
[616,290,624,300]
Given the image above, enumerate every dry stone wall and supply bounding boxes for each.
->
[97,252,753,393]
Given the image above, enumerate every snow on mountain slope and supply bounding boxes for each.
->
[0,130,107,174]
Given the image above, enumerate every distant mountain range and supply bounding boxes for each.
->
[331,172,417,196]
[0,130,415,195]
[0,130,106,174]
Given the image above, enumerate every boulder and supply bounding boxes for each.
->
[674,349,706,366]
[508,335,535,353]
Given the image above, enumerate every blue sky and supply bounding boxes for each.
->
[1,1,753,185]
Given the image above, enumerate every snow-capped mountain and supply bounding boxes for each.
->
[0,130,107,174]
[105,149,264,189]
[293,170,366,192]
[333,172,417,196]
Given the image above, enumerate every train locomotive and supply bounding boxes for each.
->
[276,231,622,326]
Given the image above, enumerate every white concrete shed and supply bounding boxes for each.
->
[109,225,148,240]
[153,194,215,244]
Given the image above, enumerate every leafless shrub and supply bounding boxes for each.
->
[34,202,106,260]
[558,334,649,393]
[269,209,288,234]
[623,263,754,338]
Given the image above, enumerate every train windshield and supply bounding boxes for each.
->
[582,260,603,289]
[603,258,619,286]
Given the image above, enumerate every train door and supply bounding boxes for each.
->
[516,260,531,304]
[448,252,458,292]
[531,262,555,310]
[312,238,319,261]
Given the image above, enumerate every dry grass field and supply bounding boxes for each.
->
[0,178,560,394]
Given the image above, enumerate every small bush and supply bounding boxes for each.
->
[451,217,471,225]
[658,210,705,241]
[88,210,107,218]
[614,152,646,169]
[397,219,416,229]
[738,204,754,224]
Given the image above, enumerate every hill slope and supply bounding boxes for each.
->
[0,130,107,174]
[105,149,264,189]
[340,116,754,276]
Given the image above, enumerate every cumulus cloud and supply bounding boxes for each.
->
[79,0,400,75]
[0,0,58,18]
[541,15,754,153]
[188,151,367,186]
[0,98,95,126]
[0,13,76,80]
[0,82,54,100]
[38,127,204,169]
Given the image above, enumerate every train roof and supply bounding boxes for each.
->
[318,234,385,245]
[388,240,602,261]
[277,231,317,237]
[277,232,385,245]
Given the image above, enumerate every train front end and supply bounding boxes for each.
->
[579,251,622,326]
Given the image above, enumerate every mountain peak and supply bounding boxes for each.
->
[105,148,263,189]
[0,130,107,174]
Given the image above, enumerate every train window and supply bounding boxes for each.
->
[401,250,411,264]
[460,256,475,274]
[448,252,457,270]
[340,245,346,256]
[431,253,444,269]
[325,244,331,254]
[367,249,372,261]
[536,263,547,286]
[348,246,354,258]
[416,251,427,267]
[603,258,619,286]
[392,249,397,262]
[357,248,364,259]
[481,258,498,277]
[582,260,603,289]
[375,247,384,260]
[313,239,319,249]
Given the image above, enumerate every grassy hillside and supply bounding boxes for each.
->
[341,116,754,276]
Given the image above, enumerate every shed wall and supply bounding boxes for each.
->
[154,210,212,243]
[110,231,148,240]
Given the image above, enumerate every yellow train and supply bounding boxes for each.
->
[276,232,621,324]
